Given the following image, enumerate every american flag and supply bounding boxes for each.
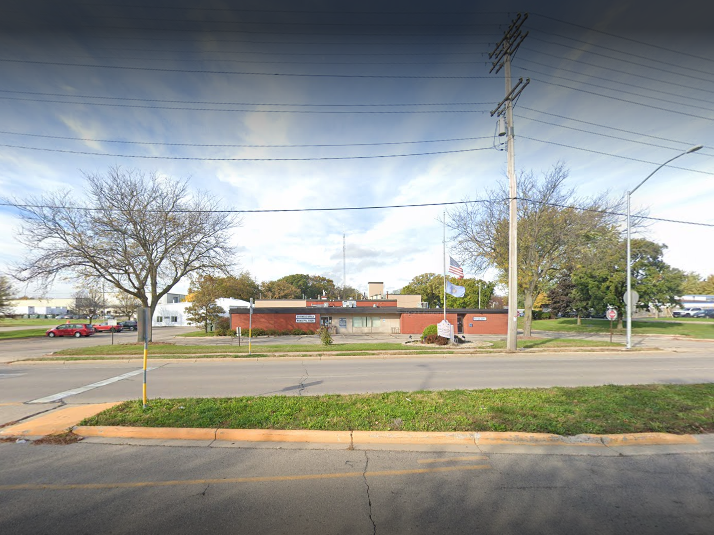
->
[448,257,464,279]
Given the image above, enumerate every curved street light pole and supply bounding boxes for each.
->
[626,144,703,349]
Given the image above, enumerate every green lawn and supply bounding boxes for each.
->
[0,328,50,340]
[80,384,714,435]
[0,318,59,327]
[43,338,619,358]
[530,318,714,339]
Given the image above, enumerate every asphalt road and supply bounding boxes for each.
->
[2,442,713,534]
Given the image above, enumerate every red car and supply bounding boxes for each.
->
[46,324,95,338]
[93,322,123,333]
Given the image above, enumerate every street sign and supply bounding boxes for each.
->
[606,309,618,321]
[623,290,639,310]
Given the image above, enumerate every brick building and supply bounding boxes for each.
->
[229,282,507,336]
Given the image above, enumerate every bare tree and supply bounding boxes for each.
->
[8,167,240,339]
[73,287,105,323]
[114,290,142,320]
[448,163,624,336]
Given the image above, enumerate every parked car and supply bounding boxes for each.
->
[121,321,138,331]
[691,309,714,318]
[46,324,95,338]
[93,322,123,333]
[673,307,703,317]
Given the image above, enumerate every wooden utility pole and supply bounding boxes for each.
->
[489,13,530,352]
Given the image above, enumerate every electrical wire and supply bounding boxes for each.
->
[0,143,494,160]
[0,129,492,148]
[4,197,712,228]
[530,12,714,65]
[514,114,709,154]
[0,58,494,78]
[518,106,702,147]
[0,95,493,113]
[514,59,714,103]
[519,135,712,175]
[518,66,714,114]
[528,32,714,79]
[528,77,714,122]
[522,46,714,89]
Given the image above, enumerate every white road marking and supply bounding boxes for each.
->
[27,368,157,403]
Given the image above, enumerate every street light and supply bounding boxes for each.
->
[626,144,703,349]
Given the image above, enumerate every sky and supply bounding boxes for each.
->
[0,0,712,299]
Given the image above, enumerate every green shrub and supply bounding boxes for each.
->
[421,324,438,340]
[292,328,306,335]
[250,328,266,337]
[214,317,232,336]
[423,334,450,345]
[532,310,553,320]
[318,326,333,346]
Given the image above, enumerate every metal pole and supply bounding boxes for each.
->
[142,308,149,408]
[248,298,253,356]
[443,210,447,321]
[626,193,632,349]
[625,144,702,350]
[505,52,518,352]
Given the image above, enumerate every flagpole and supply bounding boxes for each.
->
[443,210,447,321]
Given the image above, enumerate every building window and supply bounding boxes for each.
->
[171,316,178,322]
[156,316,163,322]
[352,317,366,328]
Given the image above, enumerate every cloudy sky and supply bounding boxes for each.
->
[1,0,712,298]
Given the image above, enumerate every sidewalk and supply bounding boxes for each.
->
[2,403,713,455]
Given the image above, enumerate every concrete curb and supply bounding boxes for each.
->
[71,426,701,448]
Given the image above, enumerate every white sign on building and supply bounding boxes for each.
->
[296,314,316,323]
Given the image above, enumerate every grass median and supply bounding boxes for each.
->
[38,338,621,360]
[530,318,714,339]
[80,384,714,435]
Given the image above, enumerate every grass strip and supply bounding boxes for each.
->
[0,328,51,340]
[530,318,714,339]
[80,384,714,435]
[51,338,618,357]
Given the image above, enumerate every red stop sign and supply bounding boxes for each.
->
[606,309,618,321]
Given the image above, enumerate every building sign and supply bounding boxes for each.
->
[472,317,487,321]
[437,320,452,338]
[296,314,316,323]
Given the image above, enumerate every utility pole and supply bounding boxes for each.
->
[489,13,529,352]
[343,233,346,300]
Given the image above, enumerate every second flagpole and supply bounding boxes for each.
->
[443,210,447,321]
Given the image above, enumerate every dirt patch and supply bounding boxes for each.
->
[32,432,83,445]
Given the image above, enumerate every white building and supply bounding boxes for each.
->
[153,298,250,327]
[9,298,74,316]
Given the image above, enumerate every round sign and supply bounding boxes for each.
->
[606,309,617,321]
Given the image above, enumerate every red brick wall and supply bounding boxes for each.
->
[231,313,320,332]
[400,312,507,335]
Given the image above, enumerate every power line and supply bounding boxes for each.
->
[5,197,712,228]
[522,46,714,90]
[33,54,486,66]
[0,89,493,107]
[0,129,492,148]
[518,106,701,147]
[519,135,712,176]
[0,143,494,161]
[514,114,710,154]
[528,32,714,80]
[519,67,714,115]
[528,77,714,122]
[0,95,493,113]
[2,21,501,38]
[530,12,714,65]
[0,58,493,79]
[515,59,714,104]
